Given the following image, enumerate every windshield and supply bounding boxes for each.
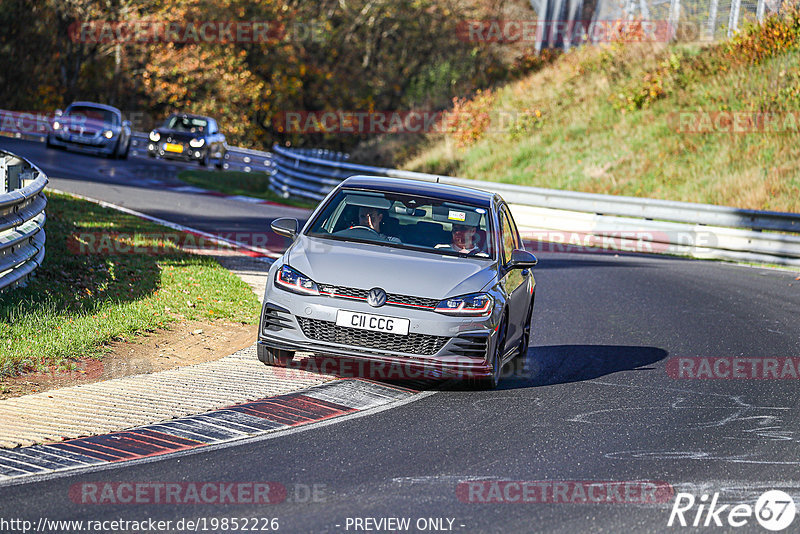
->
[166,115,207,133]
[306,188,494,259]
[65,106,117,125]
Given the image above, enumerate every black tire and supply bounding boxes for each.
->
[257,346,294,367]
[46,134,54,148]
[108,138,120,159]
[215,150,225,169]
[516,291,535,359]
[119,139,130,160]
[199,151,209,167]
[475,314,507,390]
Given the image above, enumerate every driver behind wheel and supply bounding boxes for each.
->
[355,207,401,243]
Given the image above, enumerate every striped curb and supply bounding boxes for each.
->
[0,379,418,484]
[0,346,334,449]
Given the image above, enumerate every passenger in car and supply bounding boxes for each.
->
[437,223,484,254]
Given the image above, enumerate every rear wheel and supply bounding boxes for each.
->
[257,346,294,367]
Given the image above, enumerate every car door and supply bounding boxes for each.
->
[498,204,529,349]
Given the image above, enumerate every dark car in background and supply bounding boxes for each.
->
[46,101,131,159]
[147,114,226,168]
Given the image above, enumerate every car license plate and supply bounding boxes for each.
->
[336,310,409,335]
[165,143,183,153]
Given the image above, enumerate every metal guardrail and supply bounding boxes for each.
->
[270,145,800,267]
[0,151,48,292]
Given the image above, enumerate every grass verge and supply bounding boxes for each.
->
[178,169,318,209]
[0,192,261,377]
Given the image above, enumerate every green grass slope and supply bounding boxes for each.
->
[404,11,800,213]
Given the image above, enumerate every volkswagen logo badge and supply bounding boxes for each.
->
[367,287,387,308]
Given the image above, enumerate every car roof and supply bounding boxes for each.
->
[67,101,121,115]
[339,175,497,207]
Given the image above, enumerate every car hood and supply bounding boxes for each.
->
[61,117,114,133]
[286,235,496,300]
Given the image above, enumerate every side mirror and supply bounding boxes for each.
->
[271,217,299,239]
[122,120,131,128]
[54,109,63,117]
[507,249,538,270]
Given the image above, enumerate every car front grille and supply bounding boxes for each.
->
[317,284,439,310]
[297,317,448,356]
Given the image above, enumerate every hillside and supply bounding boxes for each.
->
[403,11,800,212]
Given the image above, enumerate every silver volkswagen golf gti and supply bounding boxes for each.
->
[257,175,537,388]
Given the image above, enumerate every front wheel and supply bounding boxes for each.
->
[475,315,507,390]
[257,346,294,367]
[516,292,535,359]
[119,139,130,160]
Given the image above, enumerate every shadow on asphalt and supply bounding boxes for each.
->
[496,344,669,390]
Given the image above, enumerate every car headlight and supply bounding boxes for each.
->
[52,121,61,130]
[189,138,205,148]
[103,130,114,139]
[434,292,494,316]
[149,131,160,142]
[275,265,319,295]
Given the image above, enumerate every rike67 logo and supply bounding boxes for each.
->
[668,490,796,531]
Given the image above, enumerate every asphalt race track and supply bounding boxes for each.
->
[1,137,800,533]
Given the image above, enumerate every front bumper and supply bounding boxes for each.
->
[147,142,206,161]
[257,284,500,379]
[50,132,116,154]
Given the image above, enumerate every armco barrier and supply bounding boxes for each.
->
[0,151,47,292]
[270,145,800,267]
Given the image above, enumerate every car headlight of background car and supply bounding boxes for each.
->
[275,265,319,295]
[52,121,61,130]
[149,131,160,142]
[434,293,494,316]
[189,138,205,148]
[103,130,114,139]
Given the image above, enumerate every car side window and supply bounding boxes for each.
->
[502,205,522,250]
[499,208,515,264]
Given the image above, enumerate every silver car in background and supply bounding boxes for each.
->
[46,101,131,159]
[257,175,537,388]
